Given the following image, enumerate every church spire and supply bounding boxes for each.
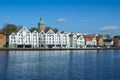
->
[40,17,44,24]
[38,17,45,32]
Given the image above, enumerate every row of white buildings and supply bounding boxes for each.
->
[9,18,97,48]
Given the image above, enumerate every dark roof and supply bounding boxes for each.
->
[0,30,5,34]
[96,35,103,40]
[61,31,65,34]
[53,29,58,33]
[104,39,112,42]
[114,36,120,39]
[69,33,73,37]
[45,28,50,33]
[77,35,81,39]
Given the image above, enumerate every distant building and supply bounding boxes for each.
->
[69,33,77,48]
[104,39,113,47]
[84,35,97,47]
[38,17,45,32]
[0,34,6,48]
[96,35,104,47]
[9,27,32,48]
[113,36,120,47]
[39,28,69,48]
[77,35,85,48]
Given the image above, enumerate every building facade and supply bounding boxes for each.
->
[0,34,6,48]
[9,27,70,48]
[9,18,100,48]
[113,36,120,47]
[84,35,97,47]
[9,18,70,48]
[96,35,104,47]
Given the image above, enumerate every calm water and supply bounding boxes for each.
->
[0,50,120,80]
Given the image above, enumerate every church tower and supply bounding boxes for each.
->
[38,17,45,32]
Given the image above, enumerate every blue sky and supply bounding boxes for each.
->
[0,0,120,34]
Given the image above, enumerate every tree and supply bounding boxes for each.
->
[30,27,38,32]
[2,23,18,41]
[45,26,52,30]
[53,28,58,31]
[45,26,58,31]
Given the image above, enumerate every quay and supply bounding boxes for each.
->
[0,47,120,51]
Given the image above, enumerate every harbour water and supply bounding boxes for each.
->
[0,50,120,80]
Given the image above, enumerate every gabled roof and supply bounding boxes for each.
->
[69,33,73,37]
[45,29,55,34]
[77,35,81,39]
[69,33,77,37]
[32,30,38,33]
[10,32,17,36]
[96,35,103,40]
[44,28,50,33]
[39,31,45,34]
[61,31,65,34]
[104,39,113,42]
[84,35,96,41]
[53,29,59,33]
[114,36,120,39]
[56,31,61,34]
[17,26,31,33]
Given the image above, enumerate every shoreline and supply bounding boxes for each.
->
[0,47,120,51]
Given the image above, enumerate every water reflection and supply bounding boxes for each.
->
[0,50,120,80]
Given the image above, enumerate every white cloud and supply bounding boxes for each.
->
[100,26,119,31]
[56,18,68,23]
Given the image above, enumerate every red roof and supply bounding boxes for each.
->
[84,35,95,41]
[0,34,5,39]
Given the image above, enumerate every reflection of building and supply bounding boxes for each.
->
[0,34,6,48]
